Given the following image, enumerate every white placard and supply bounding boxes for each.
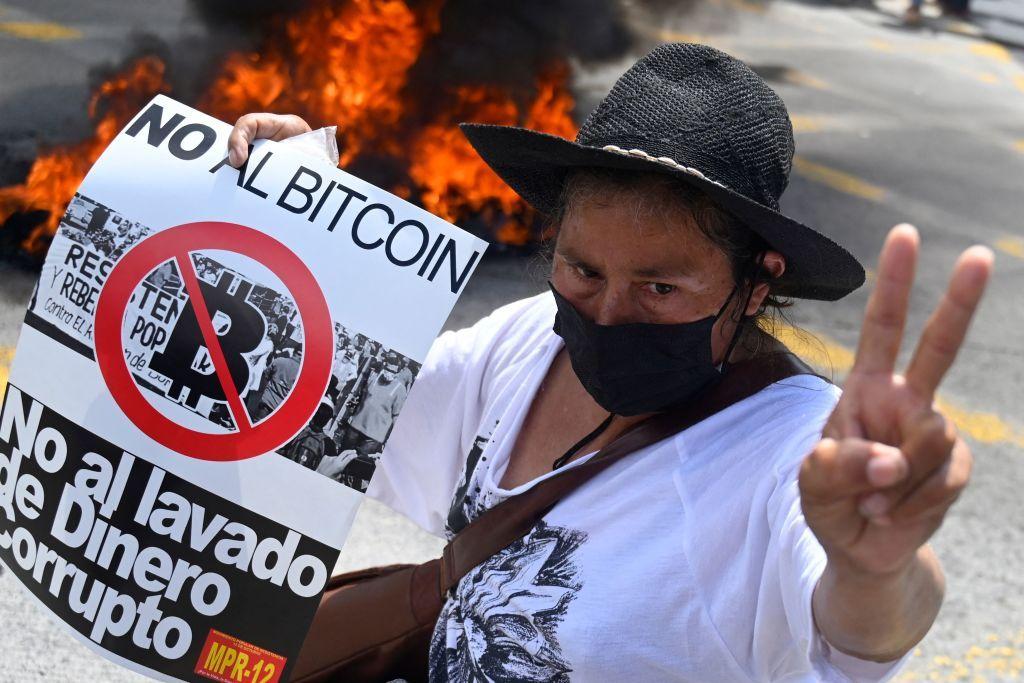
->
[1,94,486,682]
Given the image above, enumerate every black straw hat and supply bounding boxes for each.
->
[460,43,865,301]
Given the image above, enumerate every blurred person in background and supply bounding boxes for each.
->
[905,0,970,24]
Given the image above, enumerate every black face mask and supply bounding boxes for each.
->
[550,282,742,416]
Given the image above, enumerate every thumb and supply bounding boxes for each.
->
[799,438,908,504]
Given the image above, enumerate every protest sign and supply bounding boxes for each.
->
[1,95,487,682]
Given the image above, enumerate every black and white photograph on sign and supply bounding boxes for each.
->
[60,193,153,260]
[275,321,421,494]
[23,193,155,355]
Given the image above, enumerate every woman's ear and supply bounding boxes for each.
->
[745,250,786,315]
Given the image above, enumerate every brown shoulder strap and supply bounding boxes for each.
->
[438,349,819,594]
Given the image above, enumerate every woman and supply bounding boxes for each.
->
[229,44,991,682]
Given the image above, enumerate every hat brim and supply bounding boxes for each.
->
[460,123,865,301]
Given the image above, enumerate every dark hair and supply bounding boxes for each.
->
[546,167,792,327]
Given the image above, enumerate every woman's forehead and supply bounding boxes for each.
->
[556,197,728,276]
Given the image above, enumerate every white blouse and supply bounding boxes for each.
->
[368,292,908,682]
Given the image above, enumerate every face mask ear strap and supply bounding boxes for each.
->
[721,251,767,368]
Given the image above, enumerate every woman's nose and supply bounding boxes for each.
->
[591,286,637,326]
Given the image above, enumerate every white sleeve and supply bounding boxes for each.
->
[762,456,913,682]
[365,296,541,537]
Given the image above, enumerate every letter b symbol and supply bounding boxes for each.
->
[150,268,266,413]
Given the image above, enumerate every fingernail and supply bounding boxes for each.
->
[859,493,890,518]
[866,448,906,487]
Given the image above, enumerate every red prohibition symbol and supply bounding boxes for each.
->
[94,221,333,462]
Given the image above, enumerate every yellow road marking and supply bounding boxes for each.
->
[785,70,829,90]
[994,236,1024,260]
[869,39,895,53]
[971,71,999,85]
[0,21,81,41]
[917,43,957,56]
[970,42,1012,64]
[772,322,854,376]
[869,39,1000,86]
[792,157,888,202]
[867,40,955,56]
[936,398,1024,448]
[897,629,1024,681]
[1013,140,1024,154]
[0,346,13,404]
[790,115,828,134]
[774,324,1024,447]
[724,0,766,14]
[1015,75,1024,94]
[653,28,713,45]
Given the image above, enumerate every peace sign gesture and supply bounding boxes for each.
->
[799,224,993,658]
[800,224,993,572]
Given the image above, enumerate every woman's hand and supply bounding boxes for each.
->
[227,113,312,168]
[799,224,993,660]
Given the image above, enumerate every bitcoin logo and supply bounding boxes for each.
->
[149,267,266,411]
[95,221,333,461]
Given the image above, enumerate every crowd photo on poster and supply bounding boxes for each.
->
[264,322,420,494]
[22,192,156,354]
[61,193,153,260]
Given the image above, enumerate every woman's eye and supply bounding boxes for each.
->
[573,265,600,280]
[646,282,676,296]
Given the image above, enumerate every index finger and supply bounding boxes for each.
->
[852,224,919,375]
[904,245,993,399]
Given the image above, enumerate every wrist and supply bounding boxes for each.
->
[824,545,921,586]
[814,546,944,662]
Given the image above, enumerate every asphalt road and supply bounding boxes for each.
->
[1,0,1024,681]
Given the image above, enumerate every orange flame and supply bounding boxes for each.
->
[199,0,440,165]
[0,0,577,255]
[0,56,169,254]
[408,63,576,245]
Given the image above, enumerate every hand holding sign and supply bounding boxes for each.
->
[228,113,313,168]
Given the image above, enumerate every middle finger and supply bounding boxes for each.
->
[904,245,993,401]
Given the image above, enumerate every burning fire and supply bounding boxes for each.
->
[0,57,169,254]
[0,0,577,256]
[408,63,576,245]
